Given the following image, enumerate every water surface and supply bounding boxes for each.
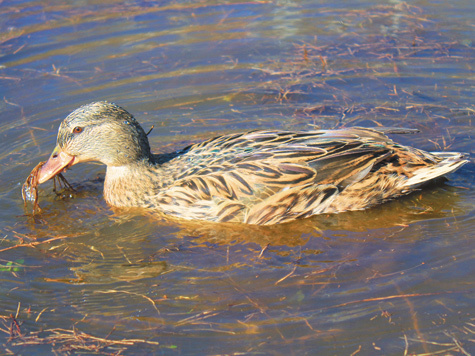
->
[0,1,474,355]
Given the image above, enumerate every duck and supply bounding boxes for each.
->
[35,101,467,225]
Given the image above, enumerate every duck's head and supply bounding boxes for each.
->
[38,101,151,184]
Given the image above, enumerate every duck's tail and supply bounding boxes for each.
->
[401,152,468,190]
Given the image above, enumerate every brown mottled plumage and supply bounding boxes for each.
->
[35,101,467,225]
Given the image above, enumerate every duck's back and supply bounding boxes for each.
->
[147,127,466,225]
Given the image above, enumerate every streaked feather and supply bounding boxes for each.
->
[39,102,468,225]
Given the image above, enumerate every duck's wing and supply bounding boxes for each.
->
[152,129,393,224]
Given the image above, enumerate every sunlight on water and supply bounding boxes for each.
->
[0,0,473,355]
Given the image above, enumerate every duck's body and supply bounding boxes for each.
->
[36,102,467,225]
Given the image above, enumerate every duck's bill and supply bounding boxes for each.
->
[38,146,77,184]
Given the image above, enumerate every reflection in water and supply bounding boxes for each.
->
[0,0,473,355]
[15,175,466,247]
[69,260,168,284]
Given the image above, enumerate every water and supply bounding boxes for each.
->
[0,0,474,355]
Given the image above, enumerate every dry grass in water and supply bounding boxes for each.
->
[1,313,159,355]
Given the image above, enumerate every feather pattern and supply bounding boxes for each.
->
[36,102,468,225]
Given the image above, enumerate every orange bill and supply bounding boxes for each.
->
[38,146,77,184]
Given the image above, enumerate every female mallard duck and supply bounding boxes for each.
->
[36,101,467,225]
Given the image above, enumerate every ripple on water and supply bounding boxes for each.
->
[0,0,473,355]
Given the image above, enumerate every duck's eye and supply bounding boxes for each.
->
[73,126,83,134]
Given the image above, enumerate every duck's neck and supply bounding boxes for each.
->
[103,159,163,208]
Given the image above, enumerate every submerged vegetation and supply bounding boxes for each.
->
[0,1,473,355]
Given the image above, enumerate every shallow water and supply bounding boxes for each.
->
[0,0,474,355]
